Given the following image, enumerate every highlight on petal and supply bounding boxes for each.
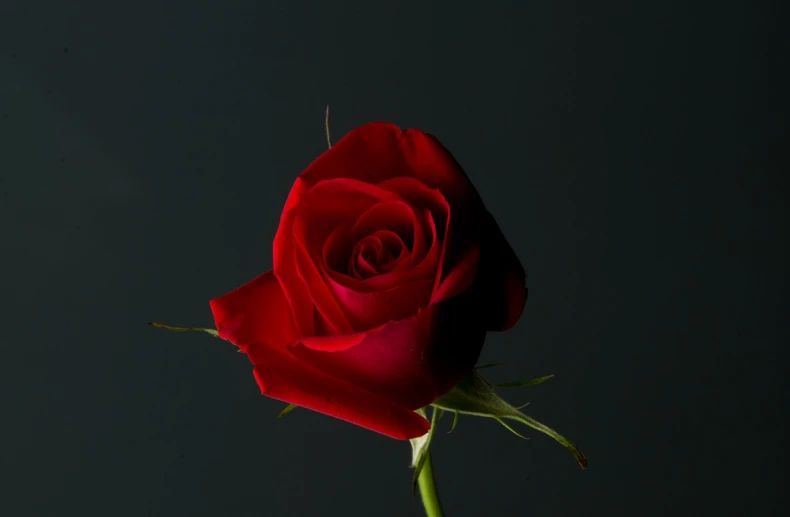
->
[298,331,368,352]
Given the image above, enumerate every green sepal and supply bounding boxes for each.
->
[148,321,245,351]
[448,411,459,433]
[432,370,587,469]
[475,362,507,370]
[409,407,443,492]
[492,374,555,389]
[278,404,298,418]
[149,321,220,337]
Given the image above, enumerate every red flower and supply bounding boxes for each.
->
[210,123,527,439]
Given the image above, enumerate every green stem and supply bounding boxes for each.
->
[417,450,445,517]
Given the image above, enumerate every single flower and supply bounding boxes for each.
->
[209,122,527,439]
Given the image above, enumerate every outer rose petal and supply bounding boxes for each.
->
[250,351,430,440]
[209,271,430,439]
[476,210,528,331]
[290,287,489,410]
[300,123,481,216]
[431,246,480,304]
[209,271,298,352]
[273,178,315,337]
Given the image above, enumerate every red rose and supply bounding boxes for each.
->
[210,123,527,439]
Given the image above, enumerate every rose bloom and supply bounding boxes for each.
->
[210,123,526,439]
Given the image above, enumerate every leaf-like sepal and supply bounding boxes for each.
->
[149,321,220,337]
[409,407,442,491]
[148,321,246,351]
[492,374,555,388]
[432,370,587,469]
[278,404,298,418]
[447,411,459,433]
[475,362,507,370]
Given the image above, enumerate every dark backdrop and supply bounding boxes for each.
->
[1,1,785,516]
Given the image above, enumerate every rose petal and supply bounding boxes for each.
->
[376,177,462,295]
[500,268,528,330]
[291,123,489,301]
[474,210,528,331]
[412,208,435,267]
[352,252,378,279]
[322,201,419,276]
[377,177,449,241]
[349,201,415,250]
[376,177,449,267]
[353,246,376,277]
[210,272,429,440]
[300,123,481,220]
[322,223,353,274]
[276,177,401,336]
[251,354,430,440]
[293,236,354,335]
[276,124,527,337]
[349,232,406,278]
[290,289,488,410]
[299,332,368,352]
[274,180,315,337]
[325,208,441,294]
[431,246,481,304]
[288,179,404,336]
[300,123,409,187]
[396,127,482,217]
[209,271,298,352]
[325,273,434,330]
[293,179,396,256]
[373,230,410,273]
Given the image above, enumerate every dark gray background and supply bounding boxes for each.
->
[1,1,785,516]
